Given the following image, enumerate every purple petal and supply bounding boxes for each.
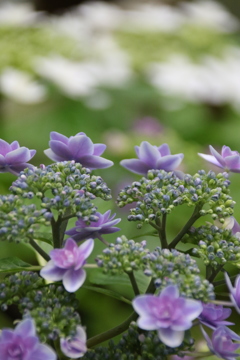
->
[49,140,72,159]
[15,319,36,337]
[80,155,113,170]
[0,154,6,165]
[158,328,185,348]
[138,141,159,167]
[28,344,57,360]
[75,239,94,269]
[63,268,86,292]
[60,326,87,359]
[201,325,213,351]
[65,238,78,252]
[156,154,184,171]
[93,143,106,156]
[101,218,121,228]
[50,131,69,144]
[68,135,94,158]
[8,163,35,175]
[198,153,223,168]
[0,139,11,156]
[30,150,36,158]
[5,147,31,164]
[181,299,203,320]
[160,285,179,300]
[40,260,66,281]
[10,141,20,150]
[102,210,111,222]
[44,149,66,162]
[158,143,171,156]
[222,146,233,158]
[225,155,240,171]
[209,145,226,167]
[132,294,158,316]
[137,316,158,331]
[135,145,140,157]
[0,329,14,342]
[99,227,121,234]
[120,159,150,175]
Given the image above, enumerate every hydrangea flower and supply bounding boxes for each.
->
[198,303,233,329]
[44,131,113,170]
[132,285,202,347]
[0,139,36,175]
[65,210,121,242]
[224,272,240,313]
[60,325,87,359]
[40,238,94,292]
[120,142,184,176]
[198,145,240,173]
[201,325,240,360]
[0,318,56,360]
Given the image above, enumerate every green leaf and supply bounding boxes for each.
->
[82,285,132,305]
[33,232,53,245]
[0,257,32,273]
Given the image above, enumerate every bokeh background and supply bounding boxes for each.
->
[1,0,240,357]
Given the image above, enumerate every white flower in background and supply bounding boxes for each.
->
[122,4,184,33]
[0,68,46,104]
[181,0,239,33]
[0,3,40,26]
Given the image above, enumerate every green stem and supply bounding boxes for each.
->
[51,216,62,249]
[211,300,234,306]
[149,221,161,232]
[213,273,237,287]
[127,271,140,296]
[157,214,168,248]
[168,205,202,249]
[98,235,109,246]
[206,265,212,280]
[208,265,224,283]
[59,208,72,245]
[87,279,156,348]
[29,238,50,261]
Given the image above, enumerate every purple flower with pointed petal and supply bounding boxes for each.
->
[0,318,56,360]
[225,272,240,314]
[198,303,233,329]
[65,210,121,242]
[132,285,202,348]
[0,139,36,175]
[120,142,184,176]
[60,325,87,359]
[44,131,113,170]
[40,238,94,292]
[198,145,240,173]
[201,326,240,360]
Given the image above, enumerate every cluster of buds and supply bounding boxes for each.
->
[142,248,215,301]
[95,235,149,274]
[189,224,240,267]
[82,322,193,360]
[0,271,81,342]
[117,170,234,229]
[0,194,50,242]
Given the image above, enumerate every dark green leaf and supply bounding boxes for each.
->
[0,257,32,273]
[82,285,132,305]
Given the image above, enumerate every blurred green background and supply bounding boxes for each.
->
[1,0,240,358]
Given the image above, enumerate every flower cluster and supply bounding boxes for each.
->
[0,195,50,243]
[117,170,234,230]
[141,248,215,301]
[189,224,240,267]
[96,236,149,274]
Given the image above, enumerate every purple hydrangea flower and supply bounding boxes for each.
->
[132,285,202,347]
[201,325,240,360]
[40,238,94,292]
[60,325,87,359]
[65,210,121,242]
[225,272,240,314]
[0,139,36,175]
[44,131,113,170]
[198,303,233,329]
[120,142,184,176]
[0,318,56,360]
[198,145,240,173]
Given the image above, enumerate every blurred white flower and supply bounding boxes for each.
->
[0,3,40,26]
[0,68,46,104]
[181,0,239,33]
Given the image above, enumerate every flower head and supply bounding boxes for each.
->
[44,131,113,170]
[40,238,94,292]
[60,325,87,359]
[0,139,36,175]
[198,145,240,173]
[201,325,240,360]
[198,303,233,329]
[65,210,121,242]
[0,318,56,360]
[225,272,240,313]
[120,141,184,176]
[132,285,202,347]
